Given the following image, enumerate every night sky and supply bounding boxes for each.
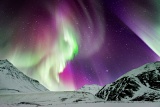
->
[0,0,160,91]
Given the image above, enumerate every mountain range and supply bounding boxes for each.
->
[1,59,160,107]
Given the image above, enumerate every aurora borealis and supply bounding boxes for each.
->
[0,0,160,91]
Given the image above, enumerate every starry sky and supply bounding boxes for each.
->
[0,0,160,91]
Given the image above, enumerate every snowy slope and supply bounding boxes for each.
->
[78,84,102,95]
[0,59,49,94]
[96,61,160,101]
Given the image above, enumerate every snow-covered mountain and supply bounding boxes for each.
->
[78,84,102,95]
[96,61,160,101]
[0,59,49,94]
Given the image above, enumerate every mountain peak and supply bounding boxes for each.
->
[117,61,160,80]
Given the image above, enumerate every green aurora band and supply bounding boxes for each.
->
[9,12,79,91]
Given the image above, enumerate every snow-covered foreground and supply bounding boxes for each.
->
[0,91,104,106]
[0,102,160,107]
[49,102,160,107]
[1,91,160,107]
